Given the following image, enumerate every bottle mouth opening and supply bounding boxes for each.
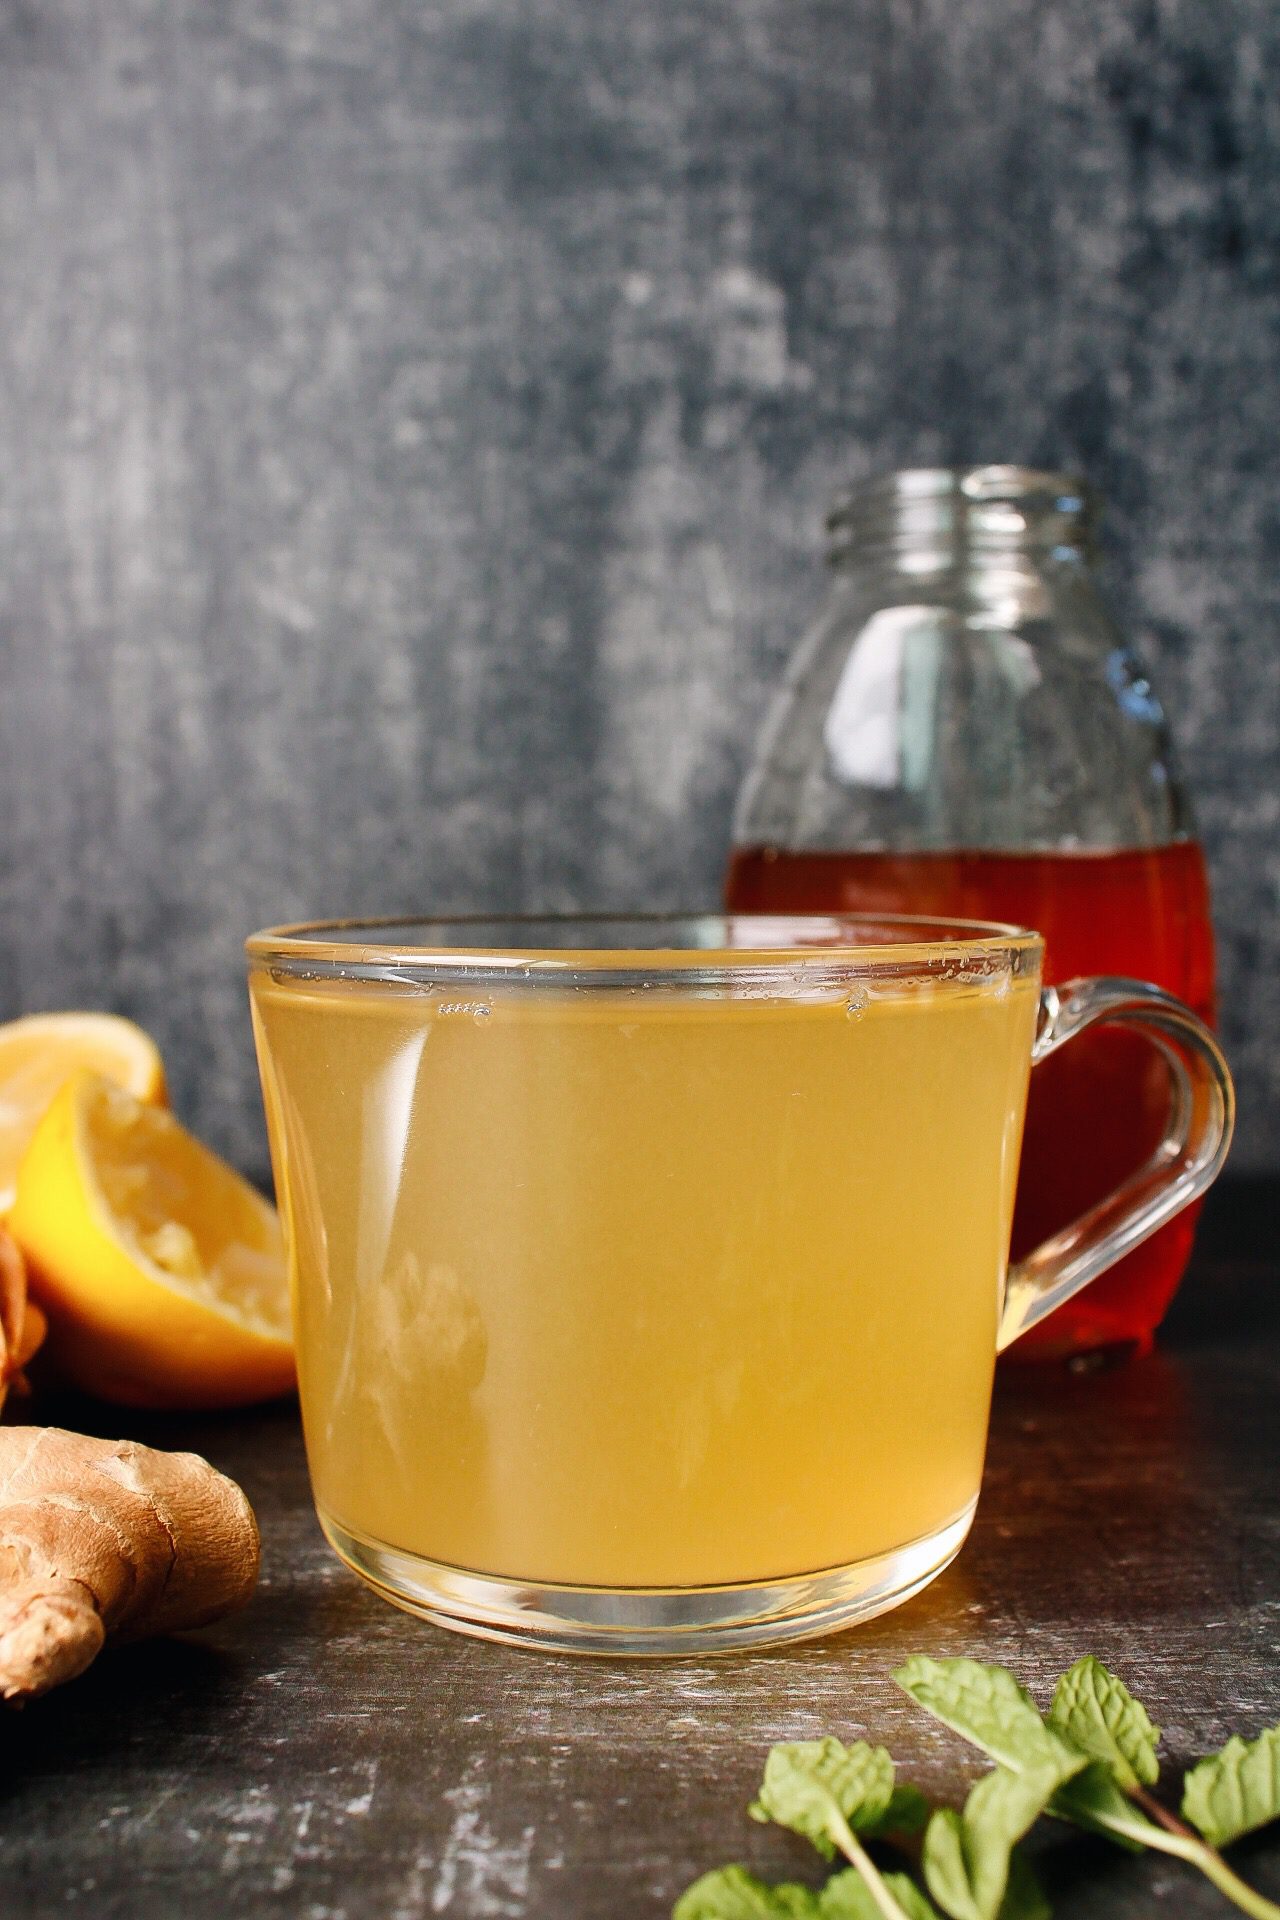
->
[826,466,1098,564]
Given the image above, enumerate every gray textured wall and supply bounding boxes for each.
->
[1,0,1278,1179]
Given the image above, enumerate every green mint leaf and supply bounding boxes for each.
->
[1182,1725,1280,1849]
[673,1864,822,1919]
[864,1785,932,1839]
[998,1852,1052,1920]
[1048,1657,1160,1790]
[888,1875,949,1920]
[750,1739,895,1859]
[922,1809,979,1920]
[1050,1761,1155,1853]
[895,1656,1155,1858]
[819,1869,941,1919]
[895,1659,1083,1783]
[922,1766,1062,1920]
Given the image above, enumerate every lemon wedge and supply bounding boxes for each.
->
[0,1012,167,1214]
[10,1071,294,1409]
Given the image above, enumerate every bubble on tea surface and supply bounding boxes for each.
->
[845,985,870,1020]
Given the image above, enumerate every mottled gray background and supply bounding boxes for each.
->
[1,0,1277,1178]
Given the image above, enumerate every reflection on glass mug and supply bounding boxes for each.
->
[247,914,1232,1654]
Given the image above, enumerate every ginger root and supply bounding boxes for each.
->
[0,1426,260,1703]
[0,1226,46,1411]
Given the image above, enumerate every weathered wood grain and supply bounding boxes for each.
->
[0,1188,1277,1917]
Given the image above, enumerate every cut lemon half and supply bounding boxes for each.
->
[0,1012,167,1213]
[9,1071,294,1409]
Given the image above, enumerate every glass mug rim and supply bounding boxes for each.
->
[246,909,1044,990]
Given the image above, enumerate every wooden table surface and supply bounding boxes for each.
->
[4,1182,1278,1919]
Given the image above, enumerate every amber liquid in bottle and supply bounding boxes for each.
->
[725,840,1217,1358]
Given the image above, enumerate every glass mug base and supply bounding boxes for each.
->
[316,1503,978,1656]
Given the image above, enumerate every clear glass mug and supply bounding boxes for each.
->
[246,914,1233,1655]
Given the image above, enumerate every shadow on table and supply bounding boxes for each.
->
[969,1346,1241,1632]
[0,1637,245,1800]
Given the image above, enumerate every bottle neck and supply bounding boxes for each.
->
[826,466,1097,579]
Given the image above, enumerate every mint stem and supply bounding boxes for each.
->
[1121,1785,1280,1920]
[1129,1783,1196,1839]
[1072,1784,1280,1920]
[830,1810,917,1920]
[1064,1783,1280,1918]
[1191,1847,1280,1920]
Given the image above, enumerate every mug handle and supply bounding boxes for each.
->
[998,976,1235,1351]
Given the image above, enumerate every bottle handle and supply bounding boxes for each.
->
[998,977,1235,1351]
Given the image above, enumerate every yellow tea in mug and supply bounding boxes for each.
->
[252,963,1038,1590]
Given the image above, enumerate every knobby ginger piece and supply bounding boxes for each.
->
[0,1426,260,1703]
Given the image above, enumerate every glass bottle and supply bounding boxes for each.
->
[725,467,1217,1360]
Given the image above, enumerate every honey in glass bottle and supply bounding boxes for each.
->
[726,468,1216,1359]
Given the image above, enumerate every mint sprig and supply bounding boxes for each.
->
[922,1765,1059,1920]
[672,1865,941,1920]
[895,1659,1082,1782]
[746,1744,925,1852]
[1184,1728,1280,1851]
[749,1739,896,1859]
[675,1867,820,1918]
[820,1870,943,1919]
[1048,1656,1160,1791]
[674,1866,824,1918]
[674,1657,1280,1920]
[896,1656,1280,1919]
[747,1738,939,1919]
[894,1656,1155,1851]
